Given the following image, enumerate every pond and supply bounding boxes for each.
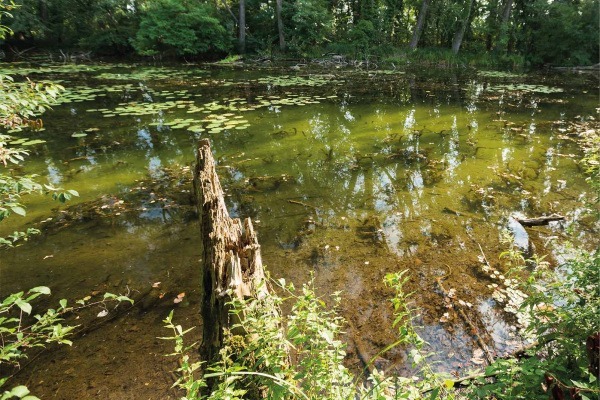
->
[1,62,598,398]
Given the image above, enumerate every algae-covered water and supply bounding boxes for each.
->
[1,63,598,398]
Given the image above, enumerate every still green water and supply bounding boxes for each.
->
[0,63,597,397]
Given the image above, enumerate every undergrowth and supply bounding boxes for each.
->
[163,272,457,400]
[164,241,599,399]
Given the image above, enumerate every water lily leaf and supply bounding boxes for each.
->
[22,140,46,146]
[11,206,26,216]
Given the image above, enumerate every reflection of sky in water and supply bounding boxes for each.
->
[404,109,415,130]
[383,213,403,253]
[409,169,424,191]
[137,128,153,149]
[45,158,63,185]
[147,156,162,178]
[501,147,513,163]
[309,114,328,140]
[353,174,365,196]
[445,116,460,174]
[374,172,393,213]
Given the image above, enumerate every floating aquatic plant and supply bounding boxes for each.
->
[486,83,563,94]
[255,74,343,87]
[478,71,526,79]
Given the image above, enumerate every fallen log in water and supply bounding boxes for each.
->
[193,139,271,363]
[516,214,565,227]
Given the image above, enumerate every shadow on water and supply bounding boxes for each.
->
[1,63,598,397]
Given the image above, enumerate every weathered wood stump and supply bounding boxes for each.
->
[193,139,269,363]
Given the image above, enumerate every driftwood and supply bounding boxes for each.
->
[288,199,318,210]
[516,214,565,227]
[193,139,270,363]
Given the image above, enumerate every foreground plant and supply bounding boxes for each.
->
[164,273,461,400]
[163,237,600,400]
[467,247,600,400]
[0,287,133,397]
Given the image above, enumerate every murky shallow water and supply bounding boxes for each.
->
[1,63,598,397]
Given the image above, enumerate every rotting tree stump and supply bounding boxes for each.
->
[193,139,269,363]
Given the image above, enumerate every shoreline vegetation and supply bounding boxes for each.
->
[3,48,600,73]
[1,0,598,70]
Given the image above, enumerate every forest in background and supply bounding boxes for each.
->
[0,0,598,68]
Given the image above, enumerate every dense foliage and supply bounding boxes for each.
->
[132,0,230,57]
[1,0,598,66]
[0,3,78,246]
[163,273,458,400]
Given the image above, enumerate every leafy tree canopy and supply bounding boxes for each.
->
[131,0,230,57]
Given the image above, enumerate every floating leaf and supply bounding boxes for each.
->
[11,206,26,216]
[22,140,46,146]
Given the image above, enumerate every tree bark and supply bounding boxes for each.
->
[485,0,499,50]
[276,0,285,51]
[500,0,513,26]
[409,0,429,50]
[238,0,246,54]
[494,0,513,52]
[452,0,475,54]
[194,139,268,363]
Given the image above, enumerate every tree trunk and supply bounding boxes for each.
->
[409,0,429,50]
[276,0,285,51]
[451,0,475,54]
[500,0,513,25]
[493,0,513,52]
[193,139,268,363]
[238,0,246,54]
[39,0,48,25]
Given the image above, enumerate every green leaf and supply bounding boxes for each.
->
[21,140,46,146]
[10,385,30,397]
[10,206,26,216]
[59,299,67,309]
[15,299,32,315]
[29,286,51,295]
[428,387,440,399]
